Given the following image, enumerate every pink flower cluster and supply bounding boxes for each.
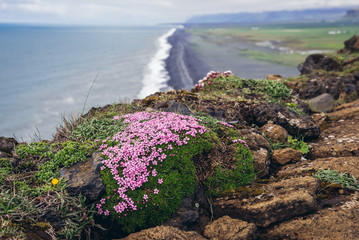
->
[220,121,234,128]
[97,112,207,217]
[232,139,249,149]
[195,70,233,90]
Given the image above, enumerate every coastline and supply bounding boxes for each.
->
[165,28,211,90]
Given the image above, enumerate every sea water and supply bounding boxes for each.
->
[0,24,175,141]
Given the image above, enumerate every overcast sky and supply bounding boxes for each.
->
[0,0,358,26]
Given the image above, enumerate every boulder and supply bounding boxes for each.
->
[266,74,282,80]
[203,215,257,240]
[252,103,320,140]
[259,124,288,143]
[213,176,319,227]
[154,100,193,116]
[0,137,18,154]
[118,226,206,240]
[309,93,334,113]
[237,129,271,151]
[271,148,303,165]
[298,54,342,75]
[59,152,105,202]
[205,106,226,121]
[339,35,359,54]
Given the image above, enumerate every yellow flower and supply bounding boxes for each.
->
[52,178,59,186]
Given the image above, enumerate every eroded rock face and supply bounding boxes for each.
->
[259,124,288,143]
[309,93,335,113]
[203,215,257,240]
[213,176,319,227]
[118,226,206,240]
[261,193,359,240]
[252,103,320,140]
[59,152,105,202]
[298,54,342,75]
[271,148,303,165]
[0,137,18,154]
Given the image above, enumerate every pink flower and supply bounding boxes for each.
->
[154,189,159,194]
[158,178,163,184]
[143,194,148,200]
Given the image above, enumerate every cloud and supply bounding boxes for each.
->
[0,0,358,25]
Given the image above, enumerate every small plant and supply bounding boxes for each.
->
[314,169,359,191]
[97,112,215,233]
[269,135,309,154]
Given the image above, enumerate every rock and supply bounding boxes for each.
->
[298,54,342,75]
[164,186,210,233]
[252,103,320,140]
[59,152,105,202]
[0,151,8,158]
[237,129,271,151]
[154,100,193,116]
[252,148,270,178]
[213,177,319,227]
[311,113,328,126]
[203,215,257,240]
[261,193,359,239]
[205,106,226,121]
[259,124,288,143]
[0,137,18,154]
[271,148,303,165]
[266,74,282,80]
[339,35,359,54]
[118,226,206,240]
[237,129,271,177]
[308,143,359,159]
[309,93,335,113]
[277,156,359,179]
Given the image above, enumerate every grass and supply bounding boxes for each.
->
[314,169,359,191]
[188,24,359,67]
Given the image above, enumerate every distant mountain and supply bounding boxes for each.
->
[186,7,355,24]
[341,8,359,22]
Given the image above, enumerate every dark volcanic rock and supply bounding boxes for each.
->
[339,35,359,54]
[59,152,105,202]
[252,103,320,140]
[0,137,18,154]
[164,186,210,233]
[298,54,342,75]
[154,100,193,116]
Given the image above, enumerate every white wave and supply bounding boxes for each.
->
[138,28,176,99]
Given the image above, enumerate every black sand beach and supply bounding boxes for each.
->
[165,27,299,90]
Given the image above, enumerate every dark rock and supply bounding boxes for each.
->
[154,100,193,115]
[203,215,257,240]
[205,106,226,120]
[339,35,359,54]
[252,103,320,140]
[259,124,288,143]
[164,186,210,232]
[298,78,327,99]
[309,93,335,113]
[59,152,105,202]
[119,226,206,240]
[0,151,8,158]
[298,54,342,75]
[237,129,271,151]
[0,137,18,154]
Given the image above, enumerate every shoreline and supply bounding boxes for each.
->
[165,28,211,90]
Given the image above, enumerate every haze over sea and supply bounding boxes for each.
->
[0,25,173,141]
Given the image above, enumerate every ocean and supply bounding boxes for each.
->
[0,25,175,142]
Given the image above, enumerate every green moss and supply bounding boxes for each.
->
[100,130,214,233]
[0,158,12,184]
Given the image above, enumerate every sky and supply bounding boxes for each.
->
[0,0,358,26]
